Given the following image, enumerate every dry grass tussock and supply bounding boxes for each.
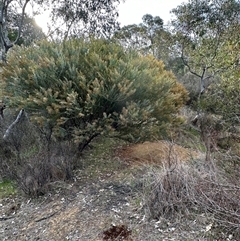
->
[115,140,202,165]
[141,160,240,237]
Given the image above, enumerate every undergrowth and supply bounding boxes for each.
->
[0,179,16,198]
[75,136,129,182]
[140,160,240,239]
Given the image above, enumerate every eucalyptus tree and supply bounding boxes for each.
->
[0,0,124,62]
[8,16,45,46]
[48,0,124,39]
[114,14,173,65]
[0,0,31,61]
[114,14,164,53]
[171,0,240,98]
[171,0,240,161]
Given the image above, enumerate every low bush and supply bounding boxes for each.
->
[0,109,77,197]
[14,144,76,197]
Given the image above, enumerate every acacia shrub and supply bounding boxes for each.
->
[2,38,188,149]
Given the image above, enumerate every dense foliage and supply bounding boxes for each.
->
[1,38,188,150]
[203,66,240,125]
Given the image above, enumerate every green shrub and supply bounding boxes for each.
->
[1,38,188,150]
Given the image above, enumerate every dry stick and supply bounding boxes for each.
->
[3,109,25,140]
[35,204,79,223]
[166,141,178,175]
[197,185,240,229]
[35,210,59,223]
[0,104,6,119]
[0,216,14,221]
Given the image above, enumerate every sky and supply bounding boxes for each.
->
[117,0,187,26]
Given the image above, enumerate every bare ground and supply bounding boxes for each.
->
[0,140,235,241]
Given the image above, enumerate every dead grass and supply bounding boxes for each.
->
[115,140,201,166]
[140,161,240,239]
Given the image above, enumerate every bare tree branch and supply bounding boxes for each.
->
[3,109,26,140]
[13,0,30,45]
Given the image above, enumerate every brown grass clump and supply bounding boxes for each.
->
[115,140,201,165]
[141,162,240,237]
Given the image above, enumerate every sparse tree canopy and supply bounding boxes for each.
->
[0,0,123,61]
[171,0,240,97]
[202,41,240,125]
[1,38,188,150]
[113,13,177,77]
[114,14,167,58]
[49,0,123,39]
[8,15,45,46]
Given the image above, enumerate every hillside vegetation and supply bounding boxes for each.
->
[0,37,239,240]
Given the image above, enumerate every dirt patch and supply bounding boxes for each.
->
[115,141,201,165]
[0,179,215,241]
[0,139,228,241]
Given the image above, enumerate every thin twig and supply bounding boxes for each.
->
[35,210,59,223]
